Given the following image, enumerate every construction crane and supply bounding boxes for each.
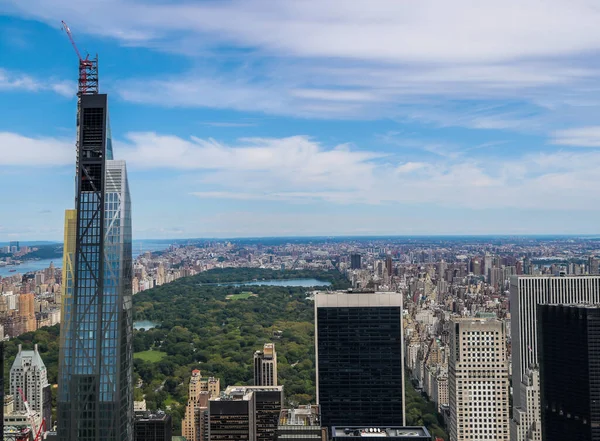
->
[17,387,46,441]
[61,20,98,95]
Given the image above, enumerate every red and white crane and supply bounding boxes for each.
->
[17,387,46,441]
[61,20,98,95]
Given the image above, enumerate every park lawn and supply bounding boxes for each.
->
[134,350,167,362]
[226,291,256,300]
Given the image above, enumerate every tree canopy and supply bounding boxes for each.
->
[2,268,446,438]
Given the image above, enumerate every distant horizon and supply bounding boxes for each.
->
[4,233,600,246]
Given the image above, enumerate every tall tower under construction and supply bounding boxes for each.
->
[58,49,133,440]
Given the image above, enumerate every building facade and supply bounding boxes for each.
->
[330,427,431,440]
[208,386,283,441]
[510,369,541,441]
[134,411,172,441]
[182,370,220,441]
[350,254,361,270]
[254,343,278,386]
[448,317,509,441]
[276,405,324,441]
[509,275,600,441]
[58,94,134,441]
[10,344,51,428]
[315,291,405,429]
[537,304,600,441]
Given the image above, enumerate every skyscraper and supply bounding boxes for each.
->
[448,317,509,441]
[537,304,600,441]
[314,291,405,429]
[208,386,283,441]
[182,370,220,441]
[350,254,361,270]
[58,93,133,441]
[10,344,51,429]
[510,276,600,441]
[254,343,278,386]
[589,256,600,275]
[134,411,172,441]
[18,293,36,334]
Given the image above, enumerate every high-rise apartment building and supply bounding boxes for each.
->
[385,256,393,277]
[315,291,405,429]
[18,293,36,334]
[350,254,361,270]
[590,256,600,275]
[182,370,220,441]
[58,93,133,441]
[208,386,283,441]
[537,304,600,441]
[254,343,278,386]
[10,344,51,428]
[510,275,600,441]
[448,317,509,441]
[510,368,541,441]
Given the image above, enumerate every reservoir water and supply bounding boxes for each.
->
[210,278,331,287]
[133,320,159,330]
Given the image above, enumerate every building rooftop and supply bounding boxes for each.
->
[331,427,430,438]
[215,385,283,401]
[279,405,320,426]
[12,344,46,371]
[135,410,170,422]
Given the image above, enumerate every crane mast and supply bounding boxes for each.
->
[61,20,99,198]
[61,21,98,95]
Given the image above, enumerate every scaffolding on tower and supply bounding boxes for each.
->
[61,20,99,197]
[61,21,98,95]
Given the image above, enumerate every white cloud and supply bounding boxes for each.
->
[7,0,600,64]
[5,0,600,122]
[5,129,600,213]
[112,131,600,210]
[551,126,600,147]
[0,132,73,166]
[0,68,75,97]
[397,162,427,173]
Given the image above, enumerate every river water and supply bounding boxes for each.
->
[0,240,173,277]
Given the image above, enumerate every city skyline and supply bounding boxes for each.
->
[4,1,600,240]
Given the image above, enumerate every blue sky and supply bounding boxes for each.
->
[3,0,600,240]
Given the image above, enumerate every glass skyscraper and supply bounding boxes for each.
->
[59,94,133,441]
[314,291,405,429]
[538,304,600,441]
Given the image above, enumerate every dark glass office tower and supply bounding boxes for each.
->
[315,292,405,429]
[350,254,361,270]
[538,304,600,441]
[58,94,133,441]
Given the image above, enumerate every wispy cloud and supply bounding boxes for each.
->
[5,0,600,123]
[110,131,600,211]
[0,68,75,97]
[5,128,600,213]
[0,132,72,166]
[200,121,257,128]
[8,0,600,64]
[551,126,600,147]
